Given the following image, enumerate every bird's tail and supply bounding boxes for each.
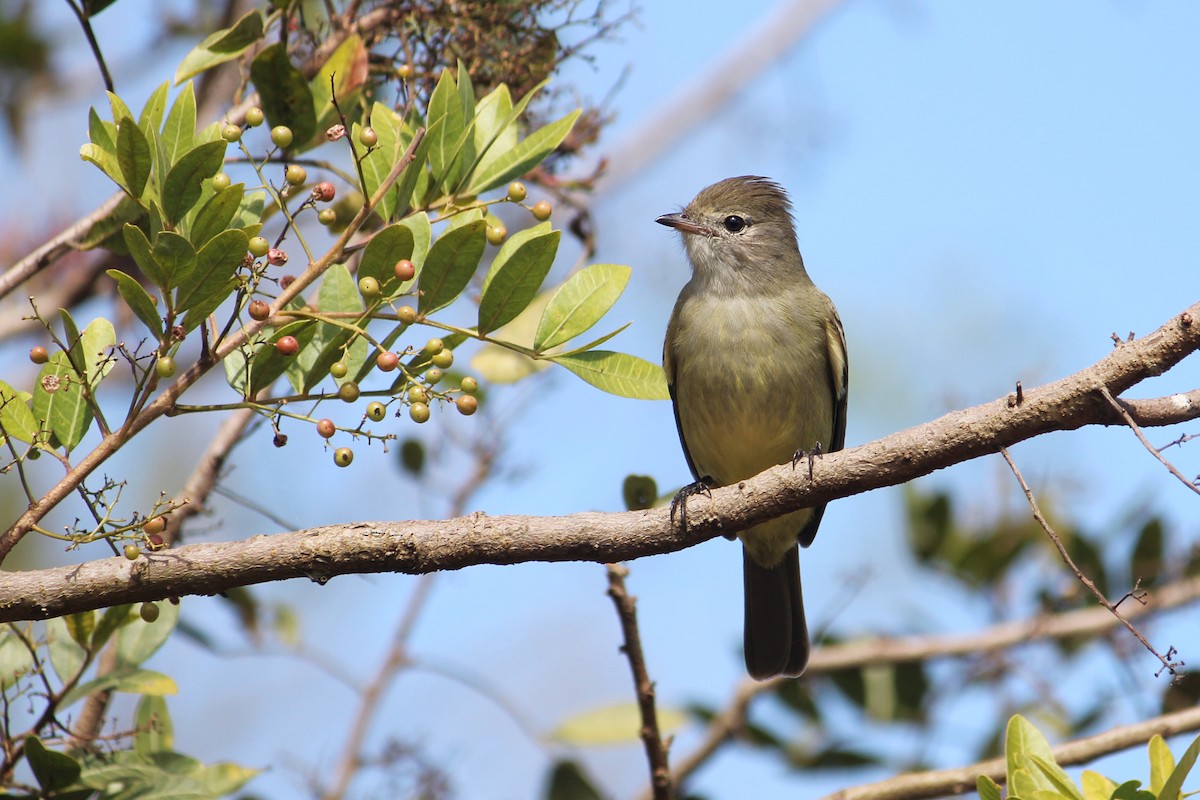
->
[742,544,808,680]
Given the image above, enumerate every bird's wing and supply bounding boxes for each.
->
[663,331,702,482]
[798,302,849,548]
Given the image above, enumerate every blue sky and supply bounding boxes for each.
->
[4,1,1199,798]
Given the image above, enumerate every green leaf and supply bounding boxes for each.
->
[92,604,134,651]
[88,106,116,153]
[403,210,433,266]
[1026,754,1084,800]
[544,759,603,800]
[479,227,559,334]
[161,140,227,225]
[122,224,167,287]
[116,116,152,198]
[471,84,514,162]
[189,182,244,247]
[392,120,434,216]
[59,667,178,709]
[1007,716,1057,791]
[358,223,414,297]
[108,270,163,337]
[1080,770,1118,800]
[117,600,180,667]
[46,617,87,686]
[134,695,174,756]
[310,33,366,134]
[177,229,248,333]
[160,82,197,164]
[32,352,93,450]
[427,68,466,189]
[976,775,1003,800]
[294,266,364,393]
[250,42,316,144]
[467,108,580,195]
[249,319,319,396]
[468,81,541,186]
[80,142,124,188]
[0,380,38,444]
[138,81,169,137]
[152,231,197,293]
[0,631,35,690]
[1149,734,1175,794]
[108,91,134,125]
[74,316,117,387]
[550,351,670,400]
[535,263,630,351]
[1160,733,1200,800]
[548,702,686,746]
[65,611,96,649]
[355,103,403,220]
[175,9,266,84]
[25,736,82,793]
[417,219,487,314]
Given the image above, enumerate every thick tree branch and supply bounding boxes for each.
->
[0,303,1197,620]
[818,704,1200,800]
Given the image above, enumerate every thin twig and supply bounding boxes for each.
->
[606,564,672,800]
[63,0,115,93]
[1000,447,1182,676]
[1099,385,1200,497]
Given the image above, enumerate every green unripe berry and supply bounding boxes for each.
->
[407,385,429,404]
[507,181,527,202]
[330,361,349,379]
[409,402,430,423]
[366,401,386,422]
[29,346,49,364]
[359,126,378,147]
[249,236,270,257]
[334,447,354,467]
[245,107,264,127]
[124,543,140,560]
[459,376,478,394]
[338,381,360,402]
[222,124,242,142]
[285,164,307,185]
[423,338,444,356]
[271,125,293,148]
[431,349,454,369]
[397,306,417,325]
[531,200,552,221]
[316,418,336,438]
[155,355,176,378]
[211,172,232,191]
[486,225,507,246]
[396,64,414,80]
[424,367,444,385]
[140,602,160,623]
[318,208,337,226]
[358,276,381,298]
[455,395,478,416]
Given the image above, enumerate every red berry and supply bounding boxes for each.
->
[376,351,399,371]
[276,335,299,356]
[312,181,336,202]
[248,299,270,320]
[268,249,288,266]
[144,516,166,536]
[316,418,336,438]
[394,259,415,281]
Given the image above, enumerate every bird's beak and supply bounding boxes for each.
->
[656,213,710,236]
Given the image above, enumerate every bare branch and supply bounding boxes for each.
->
[1,302,1198,619]
[607,564,672,800]
[1099,385,1200,497]
[818,704,1200,800]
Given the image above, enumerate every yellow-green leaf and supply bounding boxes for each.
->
[478,226,559,334]
[0,380,38,444]
[116,117,152,197]
[550,351,669,400]
[547,702,686,746]
[117,600,180,667]
[535,263,630,351]
[59,667,178,709]
[161,140,227,225]
[466,108,580,195]
[107,270,163,337]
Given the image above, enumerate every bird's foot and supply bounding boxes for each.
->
[791,442,824,480]
[670,477,714,533]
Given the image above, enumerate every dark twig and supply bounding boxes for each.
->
[63,0,115,93]
[999,447,1183,676]
[1099,386,1200,497]
[606,564,672,800]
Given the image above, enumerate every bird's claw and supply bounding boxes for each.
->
[670,477,714,533]
[791,442,824,480]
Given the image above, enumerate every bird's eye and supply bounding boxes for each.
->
[723,215,747,233]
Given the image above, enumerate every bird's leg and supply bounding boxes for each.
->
[670,477,714,533]
[791,441,824,480]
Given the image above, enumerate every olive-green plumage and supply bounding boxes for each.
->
[658,176,848,680]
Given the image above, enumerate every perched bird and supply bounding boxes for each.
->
[658,176,848,680]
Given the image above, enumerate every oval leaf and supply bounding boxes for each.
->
[535,263,630,351]
[417,219,487,314]
[31,352,93,451]
[59,667,178,709]
[358,223,415,296]
[117,599,180,667]
[478,228,559,334]
[178,228,249,333]
[0,379,38,444]
[161,140,227,226]
[250,42,316,145]
[550,351,669,400]
[466,108,580,195]
[116,117,152,198]
[108,270,163,337]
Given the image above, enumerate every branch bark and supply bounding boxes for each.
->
[1,303,1197,620]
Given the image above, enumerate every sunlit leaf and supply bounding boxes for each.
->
[32,351,92,450]
[134,695,174,756]
[0,632,34,690]
[160,82,197,164]
[550,351,669,400]
[0,380,38,444]
[467,108,579,195]
[116,116,152,198]
[161,140,227,225]
[116,600,180,667]
[547,702,686,746]
[535,263,630,351]
[417,219,487,314]
[294,265,364,393]
[59,667,178,709]
[479,226,559,334]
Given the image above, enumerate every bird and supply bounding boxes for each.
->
[657,176,848,680]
